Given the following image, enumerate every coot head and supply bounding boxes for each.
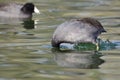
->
[21,3,40,14]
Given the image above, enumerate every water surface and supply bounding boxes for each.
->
[0,0,120,80]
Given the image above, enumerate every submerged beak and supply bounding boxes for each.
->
[34,7,40,14]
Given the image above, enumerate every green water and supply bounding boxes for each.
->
[0,0,120,80]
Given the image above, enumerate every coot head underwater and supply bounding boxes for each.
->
[52,18,106,49]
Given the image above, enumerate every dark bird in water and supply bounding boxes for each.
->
[52,18,106,50]
[0,2,40,18]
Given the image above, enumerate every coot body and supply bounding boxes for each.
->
[52,18,106,47]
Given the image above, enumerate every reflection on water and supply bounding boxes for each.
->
[52,49,104,69]
[0,17,36,29]
[0,0,120,80]
[0,17,32,25]
[23,19,38,29]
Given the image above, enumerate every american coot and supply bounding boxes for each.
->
[0,2,40,18]
[52,18,106,49]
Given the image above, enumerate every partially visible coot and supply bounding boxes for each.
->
[0,2,40,18]
[52,18,106,48]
